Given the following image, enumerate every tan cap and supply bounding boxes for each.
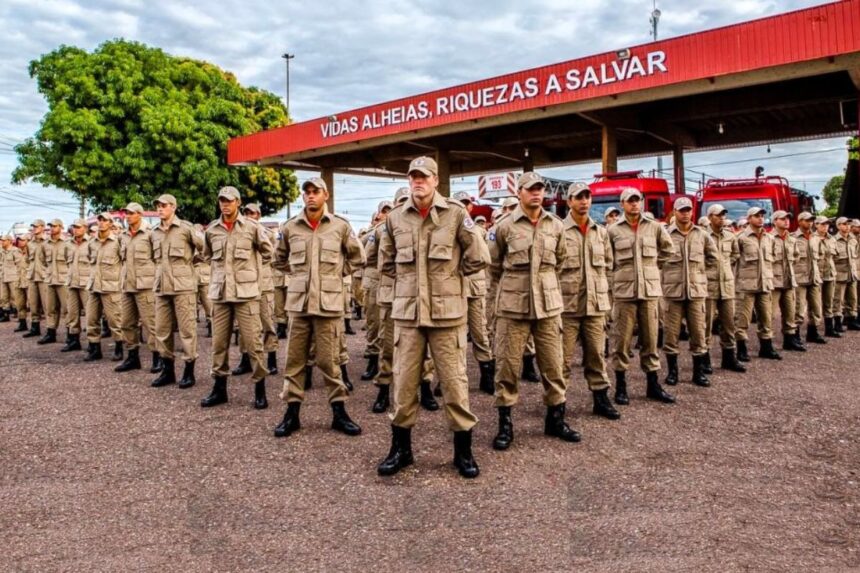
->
[620,188,643,202]
[674,196,693,211]
[502,197,518,208]
[377,200,393,212]
[746,207,766,217]
[394,187,410,204]
[836,216,849,225]
[71,218,87,227]
[123,202,144,214]
[815,216,830,225]
[31,218,46,227]
[737,217,748,226]
[154,194,177,206]
[453,191,472,203]
[302,177,327,192]
[772,210,790,220]
[218,186,241,201]
[517,172,544,190]
[474,215,487,223]
[407,156,437,176]
[566,182,590,199]
[242,203,261,214]
[852,219,860,227]
[725,219,735,227]
[698,216,709,226]
[604,206,621,218]
[706,204,728,216]
[97,212,114,222]
[797,211,814,221]
[0,234,11,241]
[49,218,64,227]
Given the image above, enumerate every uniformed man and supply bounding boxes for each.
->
[816,217,840,338]
[12,235,30,332]
[845,219,860,329]
[770,211,805,351]
[61,220,90,352]
[559,183,619,420]
[474,215,487,230]
[150,194,203,389]
[704,204,746,372]
[114,203,160,373]
[833,216,859,333]
[273,222,289,340]
[193,224,213,338]
[273,177,366,438]
[661,197,719,387]
[37,219,71,345]
[604,206,621,226]
[84,213,123,362]
[608,188,676,405]
[734,206,781,361]
[792,212,826,344]
[198,187,274,409]
[377,157,487,479]
[1,236,25,327]
[360,201,392,382]
[23,219,48,339]
[453,190,495,393]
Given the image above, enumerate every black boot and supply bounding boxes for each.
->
[419,381,439,411]
[453,430,480,478]
[101,317,110,338]
[276,323,287,339]
[664,354,679,386]
[701,350,714,375]
[254,379,268,409]
[433,382,442,397]
[521,355,540,382]
[361,355,379,381]
[478,360,495,395]
[111,341,124,361]
[114,348,141,372]
[205,319,212,338]
[331,401,361,436]
[377,425,413,476]
[304,365,313,389]
[492,406,514,450]
[344,319,356,335]
[231,353,252,376]
[13,318,28,333]
[758,338,782,360]
[736,339,751,362]
[721,347,746,372]
[592,389,621,420]
[614,371,629,405]
[806,324,826,344]
[372,384,390,413]
[200,376,228,407]
[37,327,57,345]
[341,365,353,392]
[60,332,81,352]
[847,315,860,331]
[151,358,176,387]
[692,355,710,387]
[824,317,841,338]
[0,308,8,322]
[178,360,196,389]
[835,316,846,333]
[150,351,163,373]
[267,351,278,375]
[23,321,40,338]
[83,342,102,362]
[544,403,581,442]
[646,371,675,403]
[783,332,806,352]
[274,403,301,437]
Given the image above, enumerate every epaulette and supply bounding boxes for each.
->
[446,198,468,210]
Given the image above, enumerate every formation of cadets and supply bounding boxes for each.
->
[2,156,860,479]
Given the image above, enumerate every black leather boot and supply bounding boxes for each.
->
[361,355,379,381]
[274,402,301,437]
[646,371,675,403]
[372,384,390,413]
[178,360,196,389]
[331,401,361,436]
[150,351,163,373]
[231,353,252,376]
[111,341,124,361]
[23,321,40,338]
[344,319,356,335]
[847,315,860,331]
[521,355,540,382]
[276,323,287,339]
[60,332,81,352]
[267,351,278,375]
[83,342,102,362]
[692,355,710,387]
[205,319,212,338]
[701,350,714,374]
[13,318,28,332]
[152,358,176,387]
[492,406,514,450]
[101,317,110,338]
[544,403,581,442]
[0,308,8,322]
[758,338,782,360]
[341,365,353,392]
[478,360,495,395]
[114,348,141,372]
[37,327,57,345]
[254,379,268,409]
[200,376,228,407]
[721,347,746,372]
[614,371,629,405]
[736,339,751,362]
[419,381,439,411]
[664,354,679,386]
[806,324,826,344]
[835,316,845,333]
[377,425,413,476]
[453,430,480,478]
[783,332,806,352]
[592,389,621,420]
[304,365,313,389]
[824,317,841,338]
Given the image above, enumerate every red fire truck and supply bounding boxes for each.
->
[588,171,690,222]
[696,173,815,230]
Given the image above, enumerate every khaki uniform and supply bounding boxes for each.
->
[833,233,858,319]
[849,234,860,316]
[734,228,776,341]
[792,230,823,328]
[194,259,212,322]
[276,208,365,404]
[152,218,203,363]
[205,215,274,381]
[86,233,123,344]
[465,225,492,363]
[771,231,798,336]
[559,216,612,391]
[818,233,838,318]
[27,235,49,323]
[608,217,675,372]
[65,238,90,334]
[361,225,383,357]
[489,205,567,407]
[1,246,26,314]
[272,226,288,329]
[260,228,279,353]
[16,246,30,313]
[706,226,740,349]
[661,225,718,356]
[119,225,157,352]
[44,237,72,330]
[379,193,487,430]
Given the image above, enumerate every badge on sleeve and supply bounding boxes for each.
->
[367,232,376,244]
[488,230,496,242]
[464,216,475,230]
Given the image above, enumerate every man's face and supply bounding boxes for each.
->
[98,218,111,232]
[675,207,693,226]
[219,198,239,219]
[476,220,487,229]
[748,213,764,229]
[518,184,545,209]
[125,212,141,227]
[17,238,27,249]
[460,200,473,214]
[408,171,437,203]
[605,212,619,225]
[243,208,260,221]
[1,239,9,249]
[567,191,591,217]
[156,202,176,221]
[72,225,86,239]
[816,222,829,235]
[622,196,641,217]
[49,223,62,238]
[798,219,812,232]
[838,222,849,235]
[852,225,860,236]
[302,185,329,213]
[774,217,790,231]
[378,207,391,222]
[708,212,726,228]
[32,225,44,237]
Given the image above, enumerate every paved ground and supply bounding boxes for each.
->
[1,317,858,572]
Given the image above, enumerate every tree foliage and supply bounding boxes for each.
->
[821,174,844,217]
[12,40,297,223]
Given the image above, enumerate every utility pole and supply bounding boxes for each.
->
[282,52,295,219]
[651,2,666,186]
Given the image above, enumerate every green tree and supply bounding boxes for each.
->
[12,40,297,223]
[821,174,844,217]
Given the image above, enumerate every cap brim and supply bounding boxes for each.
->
[408,168,434,177]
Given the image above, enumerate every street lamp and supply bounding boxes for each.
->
[281,53,295,115]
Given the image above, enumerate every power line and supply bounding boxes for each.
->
[686,147,846,169]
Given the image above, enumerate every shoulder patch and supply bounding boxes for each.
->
[464,216,475,230]
[488,230,496,242]
[367,232,376,244]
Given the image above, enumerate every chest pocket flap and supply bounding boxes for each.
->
[320,238,341,263]
[428,228,453,261]
[394,231,414,263]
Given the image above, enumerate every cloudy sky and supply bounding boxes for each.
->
[0,0,851,231]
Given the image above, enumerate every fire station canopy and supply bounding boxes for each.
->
[228,0,860,181]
